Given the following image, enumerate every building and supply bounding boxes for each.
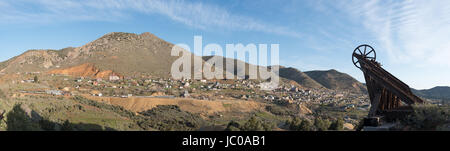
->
[109,75,120,81]
[91,90,103,97]
[182,90,190,97]
[46,90,62,96]
[21,79,35,83]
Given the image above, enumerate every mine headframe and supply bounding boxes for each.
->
[352,45,424,118]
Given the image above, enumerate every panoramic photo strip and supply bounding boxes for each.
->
[0,0,448,150]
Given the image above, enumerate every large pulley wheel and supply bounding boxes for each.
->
[352,44,376,69]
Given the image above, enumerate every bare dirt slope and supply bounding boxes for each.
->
[48,63,120,79]
[82,95,265,116]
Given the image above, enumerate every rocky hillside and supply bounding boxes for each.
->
[279,67,323,89]
[0,32,206,78]
[202,55,273,79]
[201,56,306,88]
[304,69,367,93]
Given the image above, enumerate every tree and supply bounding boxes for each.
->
[225,121,241,131]
[61,120,74,131]
[33,75,39,83]
[329,119,344,131]
[6,104,40,131]
[298,119,314,131]
[287,117,302,130]
[241,117,265,131]
[314,117,331,131]
[285,117,315,131]
[240,116,274,131]
[39,119,56,131]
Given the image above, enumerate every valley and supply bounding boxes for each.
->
[0,32,446,131]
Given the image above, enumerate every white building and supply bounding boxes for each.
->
[109,75,120,81]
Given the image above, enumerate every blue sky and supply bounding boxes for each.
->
[0,0,449,89]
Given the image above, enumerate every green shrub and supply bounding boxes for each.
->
[400,104,449,130]
[314,117,331,131]
[241,117,266,131]
[6,104,41,131]
[61,120,74,131]
[298,119,314,131]
[225,121,241,131]
[285,117,314,131]
[287,117,302,130]
[226,117,275,131]
[138,105,206,131]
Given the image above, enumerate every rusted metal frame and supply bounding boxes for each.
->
[382,89,388,110]
[362,58,410,92]
[363,73,376,104]
[411,94,425,104]
[388,92,394,110]
[355,54,410,91]
[355,51,425,119]
[393,93,398,109]
[379,88,385,111]
[362,63,386,116]
[356,54,414,99]
[359,58,423,104]
[386,91,393,110]
[361,64,419,105]
[369,92,382,117]
[355,54,412,94]
[385,89,390,110]
[380,88,390,111]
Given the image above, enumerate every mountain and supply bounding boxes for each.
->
[0,32,206,78]
[201,55,272,79]
[1,32,367,93]
[278,67,323,89]
[412,86,450,101]
[304,69,367,93]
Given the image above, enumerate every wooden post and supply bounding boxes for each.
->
[369,93,382,117]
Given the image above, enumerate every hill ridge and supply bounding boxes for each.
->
[304,69,367,93]
[1,32,367,93]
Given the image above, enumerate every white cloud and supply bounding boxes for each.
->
[0,0,300,38]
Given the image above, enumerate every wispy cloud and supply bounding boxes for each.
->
[333,0,450,67]
[0,0,300,38]
[0,0,125,23]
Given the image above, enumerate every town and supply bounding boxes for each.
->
[7,71,371,129]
